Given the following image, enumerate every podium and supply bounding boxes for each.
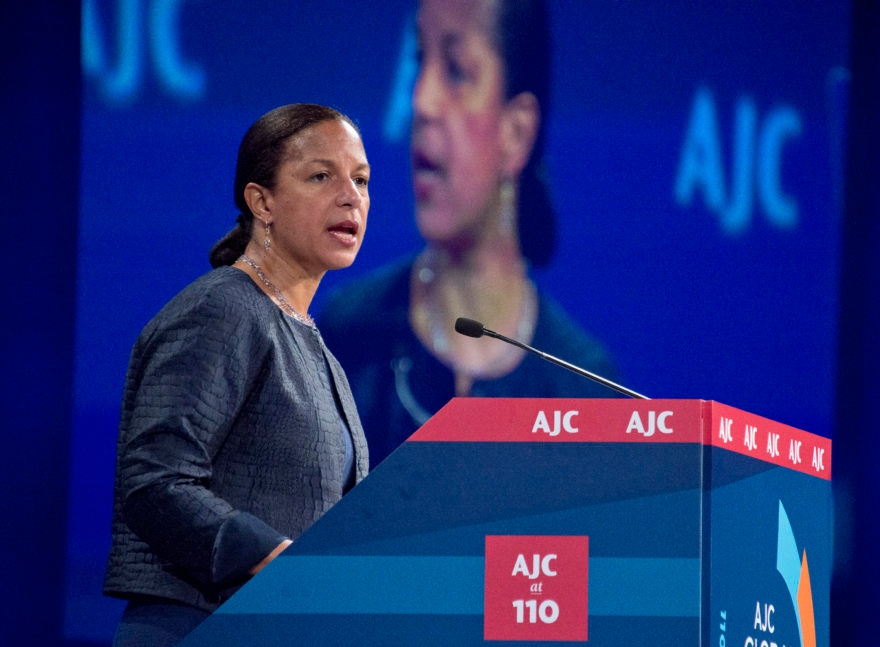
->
[180,398,832,646]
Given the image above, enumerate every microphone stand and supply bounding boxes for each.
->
[455,317,650,400]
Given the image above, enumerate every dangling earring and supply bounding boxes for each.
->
[499,179,516,235]
[264,222,271,252]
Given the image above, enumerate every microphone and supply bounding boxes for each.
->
[454,317,649,400]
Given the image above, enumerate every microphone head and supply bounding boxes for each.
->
[454,317,485,338]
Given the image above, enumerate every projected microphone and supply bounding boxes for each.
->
[454,317,649,400]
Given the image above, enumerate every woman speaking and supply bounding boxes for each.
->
[104,103,371,646]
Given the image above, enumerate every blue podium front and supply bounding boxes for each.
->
[180,398,832,646]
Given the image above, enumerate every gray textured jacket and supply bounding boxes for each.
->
[104,267,369,611]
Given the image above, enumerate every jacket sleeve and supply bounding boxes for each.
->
[117,285,287,587]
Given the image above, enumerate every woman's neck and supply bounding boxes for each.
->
[420,242,526,315]
[410,241,537,394]
[236,243,320,321]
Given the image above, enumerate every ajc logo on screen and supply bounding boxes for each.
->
[483,535,589,642]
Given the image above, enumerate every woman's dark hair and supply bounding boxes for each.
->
[209,103,360,268]
[493,0,556,267]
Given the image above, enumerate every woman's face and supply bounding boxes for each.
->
[411,0,508,246]
[261,119,370,277]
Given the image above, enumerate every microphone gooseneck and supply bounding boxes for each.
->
[453,317,649,400]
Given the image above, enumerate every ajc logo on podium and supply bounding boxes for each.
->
[483,535,589,642]
[776,501,817,647]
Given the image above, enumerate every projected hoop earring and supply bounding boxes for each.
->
[500,179,516,235]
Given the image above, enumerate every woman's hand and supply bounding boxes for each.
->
[248,538,293,575]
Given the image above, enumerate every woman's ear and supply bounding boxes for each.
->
[243,182,271,226]
[500,91,540,178]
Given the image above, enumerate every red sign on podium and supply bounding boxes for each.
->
[484,535,589,642]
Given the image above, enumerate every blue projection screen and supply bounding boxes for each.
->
[68,1,850,642]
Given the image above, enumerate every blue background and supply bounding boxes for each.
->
[1,1,877,645]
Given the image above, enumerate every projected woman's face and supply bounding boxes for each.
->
[410,0,508,247]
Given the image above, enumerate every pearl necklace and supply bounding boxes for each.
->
[237,254,315,327]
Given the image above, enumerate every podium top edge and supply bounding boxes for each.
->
[404,398,831,481]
